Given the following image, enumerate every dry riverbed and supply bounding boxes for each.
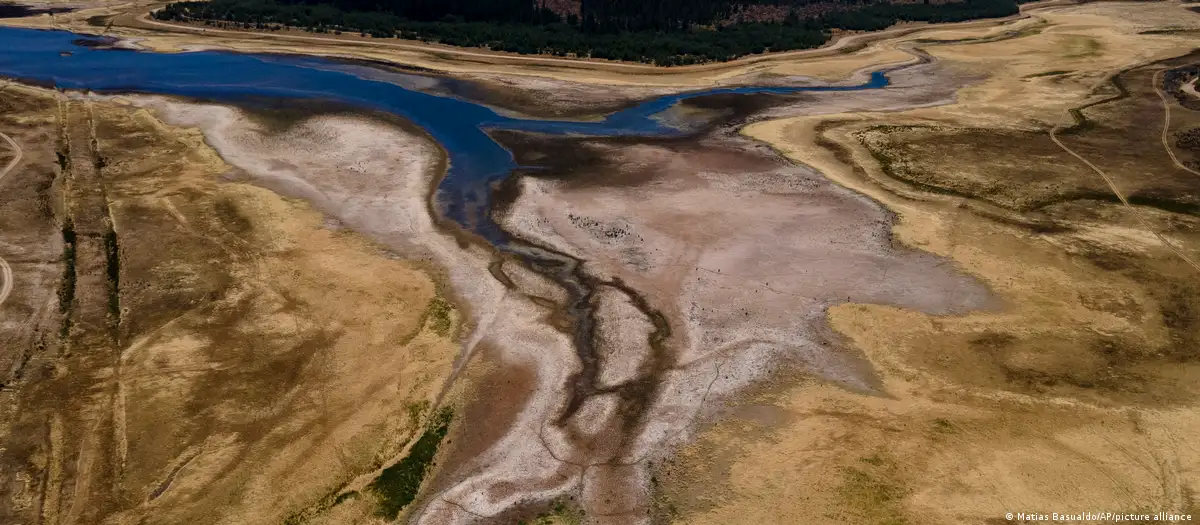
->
[0,1,1199,524]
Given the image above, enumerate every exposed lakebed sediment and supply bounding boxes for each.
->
[0,27,990,523]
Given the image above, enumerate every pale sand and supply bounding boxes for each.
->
[1184,77,1200,100]
[110,69,994,521]
[116,97,598,522]
[116,97,502,319]
[491,131,991,521]
[98,21,990,518]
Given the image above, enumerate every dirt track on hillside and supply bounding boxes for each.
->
[0,128,20,308]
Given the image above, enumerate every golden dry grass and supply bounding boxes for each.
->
[102,102,461,525]
[656,2,1200,524]
[4,2,1200,523]
[0,86,462,525]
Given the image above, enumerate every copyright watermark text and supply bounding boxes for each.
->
[1004,512,1193,522]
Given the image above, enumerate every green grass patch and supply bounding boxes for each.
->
[405,400,430,428]
[282,485,359,525]
[425,297,454,337]
[518,499,585,525]
[368,407,453,519]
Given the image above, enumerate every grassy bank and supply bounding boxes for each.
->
[155,0,1024,65]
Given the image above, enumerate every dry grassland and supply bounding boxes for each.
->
[0,87,462,525]
[2,1,1199,523]
[655,2,1200,524]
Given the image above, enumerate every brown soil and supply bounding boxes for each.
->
[661,2,1200,524]
[468,118,991,521]
[0,87,461,525]
[0,82,67,522]
[1,2,1198,524]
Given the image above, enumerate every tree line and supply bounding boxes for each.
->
[154,0,1027,65]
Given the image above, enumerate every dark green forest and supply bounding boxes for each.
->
[154,0,1028,65]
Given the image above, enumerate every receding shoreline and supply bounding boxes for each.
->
[3,1,1198,523]
[14,26,979,521]
[69,42,991,521]
[0,0,1066,87]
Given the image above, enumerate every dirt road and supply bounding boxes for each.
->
[1153,69,1200,178]
[0,126,22,307]
[1050,73,1200,274]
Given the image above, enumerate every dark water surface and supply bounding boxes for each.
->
[0,27,889,243]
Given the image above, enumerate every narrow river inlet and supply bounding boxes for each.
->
[2,26,987,524]
[4,2,1194,523]
[0,26,889,245]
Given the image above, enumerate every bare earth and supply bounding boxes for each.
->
[0,1,1199,525]
[1184,77,1200,99]
[688,2,1200,523]
[0,87,463,524]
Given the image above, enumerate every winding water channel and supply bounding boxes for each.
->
[0,24,917,519]
[0,26,889,244]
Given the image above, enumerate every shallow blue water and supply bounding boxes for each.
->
[0,27,889,243]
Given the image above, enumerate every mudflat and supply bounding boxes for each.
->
[0,1,1197,524]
